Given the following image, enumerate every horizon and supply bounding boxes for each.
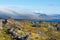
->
[0,0,60,14]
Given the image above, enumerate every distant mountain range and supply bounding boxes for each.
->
[0,9,60,20]
[35,13,60,19]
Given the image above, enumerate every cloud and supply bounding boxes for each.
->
[0,6,33,14]
[0,5,60,15]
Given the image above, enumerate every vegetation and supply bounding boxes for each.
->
[0,19,60,40]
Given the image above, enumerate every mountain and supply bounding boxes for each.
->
[49,14,60,19]
[34,13,52,20]
[0,11,10,19]
[34,13,60,19]
[0,8,60,20]
[0,9,39,19]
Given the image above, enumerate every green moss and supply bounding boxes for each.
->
[0,29,12,40]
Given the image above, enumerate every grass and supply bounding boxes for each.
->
[0,19,60,40]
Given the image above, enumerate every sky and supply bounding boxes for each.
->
[0,0,60,14]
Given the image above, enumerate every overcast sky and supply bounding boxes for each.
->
[0,0,60,14]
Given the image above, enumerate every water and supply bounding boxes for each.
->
[29,19,60,22]
[42,19,60,22]
[15,19,60,22]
